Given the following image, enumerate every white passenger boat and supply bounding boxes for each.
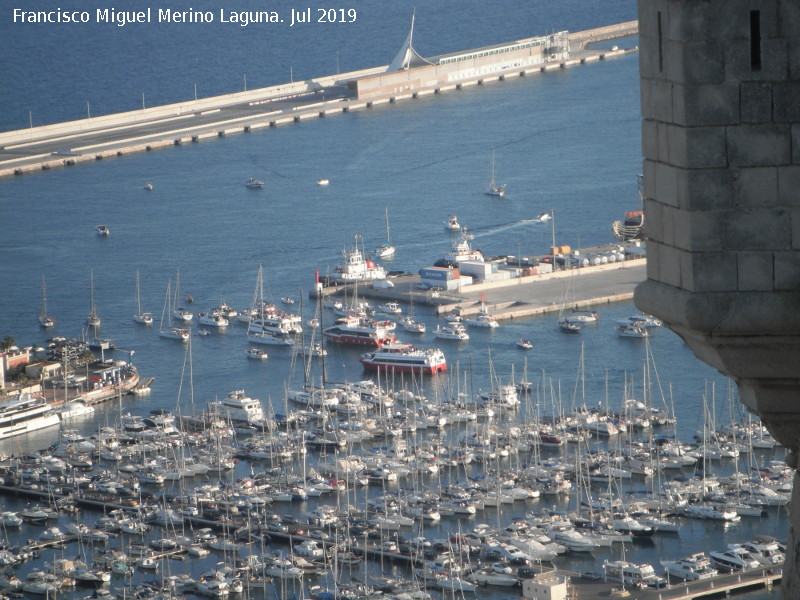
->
[378,302,402,314]
[360,343,447,375]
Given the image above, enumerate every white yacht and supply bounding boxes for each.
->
[444,214,461,231]
[603,560,667,589]
[434,323,469,340]
[208,390,265,424]
[0,394,61,440]
[661,553,718,581]
[709,547,761,572]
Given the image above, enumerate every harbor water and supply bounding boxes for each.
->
[0,2,785,599]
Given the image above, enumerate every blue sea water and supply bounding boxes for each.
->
[0,2,784,599]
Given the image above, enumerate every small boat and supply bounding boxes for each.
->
[617,323,648,338]
[400,316,426,333]
[38,275,56,328]
[434,323,469,341]
[516,339,533,350]
[198,328,211,337]
[536,212,551,223]
[558,318,581,333]
[378,302,402,314]
[297,343,327,358]
[95,224,110,236]
[245,178,264,189]
[316,178,330,186]
[186,294,194,304]
[485,151,506,198]
[444,214,461,232]
[281,296,295,305]
[144,182,153,191]
[375,207,396,259]
[246,348,268,360]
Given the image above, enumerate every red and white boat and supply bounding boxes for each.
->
[332,235,387,282]
[360,343,447,374]
[323,315,397,347]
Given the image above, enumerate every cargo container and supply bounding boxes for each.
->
[418,266,458,281]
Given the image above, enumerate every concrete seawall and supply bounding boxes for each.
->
[0,22,638,178]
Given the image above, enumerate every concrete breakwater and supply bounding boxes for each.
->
[0,22,638,178]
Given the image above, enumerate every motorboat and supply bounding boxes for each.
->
[444,214,461,231]
[247,329,295,346]
[198,312,229,327]
[617,323,648,337]
[602,560,667,588]
[434,323,469,340]
[661,553,718,581]
[360,343,447,374]
[208,390,266,424]
[296,343,327,358]
[731,539,785,565]
[617,313,662,328]
[465,309,499,328]
[709,547,761,572]
[95,224,110,236]
[535,212,551,223]
[58,400,95,420]
[280,296,295,305]
[378,302,402,314]
[144,182,153,191]
[246,348,268,360]
[570,310,599,323]
[516,339,533,349]
[316,178,330,186]
[245,177,264,188]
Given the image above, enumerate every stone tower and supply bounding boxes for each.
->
[635,1,800,594]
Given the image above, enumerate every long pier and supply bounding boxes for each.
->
[0,21,638,178]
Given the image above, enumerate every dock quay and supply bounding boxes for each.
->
[315,252,646,322]
[0,21,638,178]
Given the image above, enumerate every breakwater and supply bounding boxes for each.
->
[0,22,638,178]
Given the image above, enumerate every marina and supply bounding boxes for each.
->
[0,4,785,600]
